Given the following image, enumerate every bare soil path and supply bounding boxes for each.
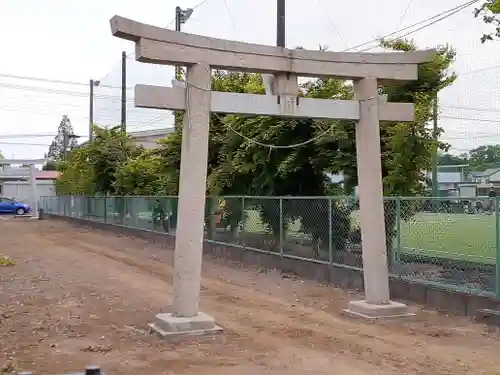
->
[1,220,500,375]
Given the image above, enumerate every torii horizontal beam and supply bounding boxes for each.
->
[135,84,414,122]
[110,16,435,82]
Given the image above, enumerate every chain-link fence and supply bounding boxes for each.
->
[40,195,500,298]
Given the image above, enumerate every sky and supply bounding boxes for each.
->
[0,0,499,160]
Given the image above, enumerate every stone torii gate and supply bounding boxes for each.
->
[110,16,434,336]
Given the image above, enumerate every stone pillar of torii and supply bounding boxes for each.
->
[110,16,434,336]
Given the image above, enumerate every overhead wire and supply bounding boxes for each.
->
[360,3,478,52]
[0,73,131,90]
[441,115,500,123]
[0,133,57,139]
[396,0,415,31]
[0,0,489,151]
[222,0,236,31]
[441,104,500,113]
[345,0,479,52]
[0,141,52,147]
[97,0,213,84]
[316,0,349,49]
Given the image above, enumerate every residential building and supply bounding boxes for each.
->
[426,164,468,197]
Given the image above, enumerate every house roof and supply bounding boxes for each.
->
[471,168,500,177]
[36,171,60,179]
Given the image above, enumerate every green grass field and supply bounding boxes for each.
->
[401,212,497,264]
[243,209,498,264]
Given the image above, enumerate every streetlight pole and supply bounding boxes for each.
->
[174,6,194,80]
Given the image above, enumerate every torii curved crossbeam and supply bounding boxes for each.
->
[110,15,435,81]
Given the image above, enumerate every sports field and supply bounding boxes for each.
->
[401,212,497,264]
[244,209,497,264]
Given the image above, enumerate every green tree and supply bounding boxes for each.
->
[205,72,353,257]
[370,39,456,265]
[438,152,468,166]
[56,146,95,195]
[46,115,78,160]
[475,0,500,42]
[467,144,500,171]
[57,126,142,195]
[113,149,177,195]
[42,160,58,171]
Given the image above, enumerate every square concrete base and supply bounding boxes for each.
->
[342,300,415,320]
[147,312,222,338]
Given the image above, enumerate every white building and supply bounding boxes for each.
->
[0,162,58,211]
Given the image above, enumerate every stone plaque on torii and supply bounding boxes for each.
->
[110,16,434,336]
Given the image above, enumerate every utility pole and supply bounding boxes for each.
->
[89,79,95,140]
[63,130,69,161]
[277,0,286,47]
[174,6,194,130]
[175,6,182,80]
[121,51,127,133]
[432,93,439,198]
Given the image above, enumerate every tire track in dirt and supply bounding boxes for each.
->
[5,221,500,374]
[1,222,399,374]
[39,223,499,375]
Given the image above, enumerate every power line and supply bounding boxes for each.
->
[359,1,479,52]
[446,133,500,140]
[345,0,479,52]
[222,0,236,31]
[358,0,479,52]
[97,0,213,83]
[456,64,500,77]
[316,0,349,49]
[0,133,57,139]
[0,81,134,100]
[441,104,500,113]
[0,141,52,147]
[396,0,415,30]
[441,115,500,123]
[0,73,130,89]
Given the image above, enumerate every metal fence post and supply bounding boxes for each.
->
[241,196,245,247]
[328,197,333,264]
[496,197,500,299]
[104,196,108,224]
[279,197,284,257]
[394,197,402,277]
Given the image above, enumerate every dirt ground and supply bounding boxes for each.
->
[1,220,500,375]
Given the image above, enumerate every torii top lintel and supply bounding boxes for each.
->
[110,15,435,82]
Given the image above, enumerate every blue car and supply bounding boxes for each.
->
[0,197,31,215]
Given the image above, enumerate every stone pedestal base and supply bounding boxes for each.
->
[147,312,222,338]
[342,300,415,320]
